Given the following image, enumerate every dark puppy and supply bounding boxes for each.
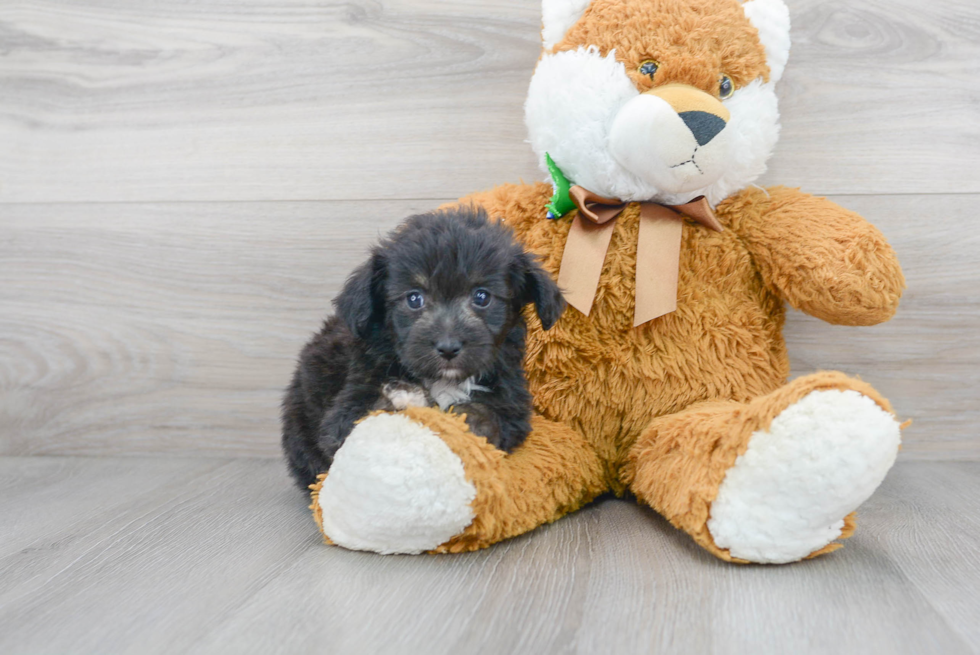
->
[281,207,565,489]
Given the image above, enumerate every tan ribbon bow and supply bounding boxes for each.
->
[557,185,724,327]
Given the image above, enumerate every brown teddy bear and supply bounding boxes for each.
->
[310,0,906,563]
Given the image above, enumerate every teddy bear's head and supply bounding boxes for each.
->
[526,0,790,207]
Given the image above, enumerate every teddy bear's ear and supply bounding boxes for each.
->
[541,0,592,51]
[742,0,791,83]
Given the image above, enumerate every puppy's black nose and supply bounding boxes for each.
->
[436,339,462,361]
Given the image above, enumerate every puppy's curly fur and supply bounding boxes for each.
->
[281,207,566,489]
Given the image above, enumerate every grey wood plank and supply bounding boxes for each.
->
[0,458,976,655]
[0,456,318,655]
[154,460,980,655]
[860,462,980,649]
[764,0,980,196]
[0,199,441,457]
[0,0,977,203]
[2,194,976,458]
[0,456,225,555]
[0,0,542,203]
[0,458,980,655]
[783,192,980,459]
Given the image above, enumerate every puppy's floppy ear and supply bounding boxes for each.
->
[334,250,387,339]
[515,253,566,331]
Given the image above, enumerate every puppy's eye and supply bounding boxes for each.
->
[471,289,491,308]
[719,74,734,99]
[406,291,424,310]
[638,60,659,80]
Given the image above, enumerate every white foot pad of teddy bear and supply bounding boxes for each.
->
[708,389,902,563]
[317,413,475,554]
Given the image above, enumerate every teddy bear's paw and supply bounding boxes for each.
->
[316,413,476,554]
[706,389,901,563]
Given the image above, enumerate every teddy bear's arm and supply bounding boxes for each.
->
[446,182,554,242]
[734,186,905,326]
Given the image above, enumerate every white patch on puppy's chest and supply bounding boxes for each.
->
[382,383,429,411]
[425,377,490,411]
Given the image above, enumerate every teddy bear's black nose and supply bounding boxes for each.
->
[679,110,727,146]
[436,339,462,360]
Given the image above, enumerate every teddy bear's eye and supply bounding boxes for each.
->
[638,60,659,80]
[719,74,734,99]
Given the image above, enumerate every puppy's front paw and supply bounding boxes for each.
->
[380,381,429,411]
[452,403,503,449]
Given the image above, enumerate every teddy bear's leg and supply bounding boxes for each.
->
[311,406,608,554]
[624,372,902,564]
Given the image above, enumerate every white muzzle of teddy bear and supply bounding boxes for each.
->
[525,46,780,207]
[608,84,733,194]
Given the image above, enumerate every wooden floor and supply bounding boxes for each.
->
[0,457,977,655]
[2,0,979,653]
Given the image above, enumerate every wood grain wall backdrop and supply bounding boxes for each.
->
[0,0,977,458]
[2,195,977,458]
[1,0,978,202]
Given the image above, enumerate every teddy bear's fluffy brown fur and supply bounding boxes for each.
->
[398,182,903,558]
[309,0,906,562]
[312,181,903,560]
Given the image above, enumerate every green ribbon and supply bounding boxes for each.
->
[545,153,577,219]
